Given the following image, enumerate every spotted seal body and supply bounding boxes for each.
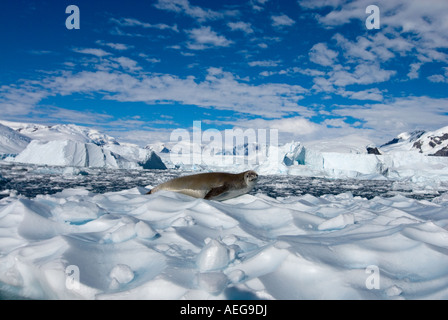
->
[147,170,258,201]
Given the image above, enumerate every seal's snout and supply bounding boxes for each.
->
[246,171,258,183]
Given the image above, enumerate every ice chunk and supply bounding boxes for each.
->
[317,213,355,231]
[197,271,228,294]
[109,264,134,285]
[196,239,232,271]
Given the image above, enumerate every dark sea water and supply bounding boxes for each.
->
[0,162,446,200]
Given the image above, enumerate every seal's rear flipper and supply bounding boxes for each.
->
[204,184,230,200]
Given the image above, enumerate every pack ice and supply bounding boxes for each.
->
[1,187,448,299]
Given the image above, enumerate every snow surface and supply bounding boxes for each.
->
[1,185,448,300]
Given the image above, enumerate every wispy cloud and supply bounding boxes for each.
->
[110,17,179,32]
[427,67,448,83]
[328,63,396,87]
[251,0,270,11]
[301,0,448,68]
[248,60,281,67]
[271,14,296,27]
[309,43,339,66]
[0,67,309,120]
[28,50,53,55]
[186,26,233,50]
[110,57,141,72]
[96,40,133,51]
[233,116,320,136]
[334,96,448,135]
[227,21,254,34]
[73,48,111,57]
[154,0,237,22]
[337,88,384,102]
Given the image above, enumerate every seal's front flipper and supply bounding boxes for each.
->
[204,184,230,200]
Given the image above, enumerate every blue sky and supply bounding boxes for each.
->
[1,0,448,146]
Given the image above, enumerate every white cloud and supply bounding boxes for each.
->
[154,0,233,22]
[251,0,270,11]
[96,41,133,51]
[303,0,448,63]
[110,17,179,32]
[333,96,448,138]
[298,0,343,10]
[329,63,396,87]
[337,88,384,101]
[259,71,275,77]
[248,60,281,67]
[111,57,141,72]
[311,62,395,93]
[251,117,319,135]
[323,118,349,128]
[28,50,52,55]
[407,63,422,80]
[0,67,309,119]
[107,128,175,147]
[271,14,296,27]
[333,34,379,62]
[228,21,254,34]
[186,26,233,50]
[427,67,448,83]
[427,74,445,83]
[288,67,326,77]
[311,76,335,93]
[228,116,321,143]
[309,43,338,66]
[73,48,111,57]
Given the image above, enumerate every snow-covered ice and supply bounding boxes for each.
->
[1,178,448,300]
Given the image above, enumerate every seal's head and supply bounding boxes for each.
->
[244,170,258,186]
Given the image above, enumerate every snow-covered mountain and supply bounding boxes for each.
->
[381,126,448,156]
[0,123,31,157]
[0,120,119,146]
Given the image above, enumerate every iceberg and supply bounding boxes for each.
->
[12,140,137,169]
[12,140,166,170]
